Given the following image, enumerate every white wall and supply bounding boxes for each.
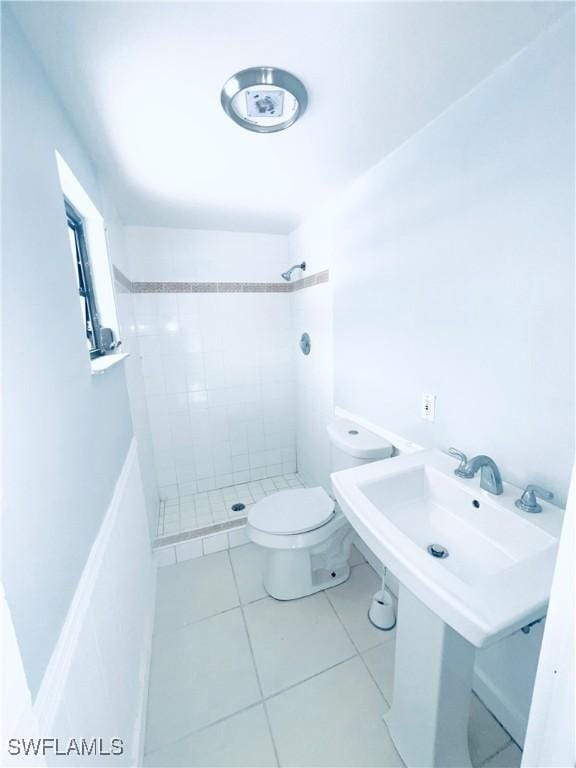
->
[289,218,334,491]
[291,11,574,745]
[106,216,159,535]
[126,226,290,283]
[331,12,574,507]
[2,443,155,767]
[124,227,296,508]
[41,443,155,767]
[1,9,136,696]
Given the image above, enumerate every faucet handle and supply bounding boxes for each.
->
[515,484,554,514]
[448,448,472,478]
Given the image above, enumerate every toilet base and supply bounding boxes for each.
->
[265,559,350,600]
[260,522,354,600]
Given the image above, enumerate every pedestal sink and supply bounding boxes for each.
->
[332,449,563,768]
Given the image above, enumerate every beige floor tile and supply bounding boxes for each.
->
[266,657,402,767]
[145,705,277,767]
[244,591,356,696]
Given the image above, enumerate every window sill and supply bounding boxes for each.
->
[90,352,129,376]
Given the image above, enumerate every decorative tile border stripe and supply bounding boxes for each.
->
[291,269,329,291]
[131,280,294,294]
[153,516,247,549]
[113,266,329,294]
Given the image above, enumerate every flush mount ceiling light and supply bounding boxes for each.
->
[221,67,308,133]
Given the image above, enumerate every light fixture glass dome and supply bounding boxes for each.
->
[221,67,308,133]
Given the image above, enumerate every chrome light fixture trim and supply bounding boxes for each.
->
[221,66,308,133]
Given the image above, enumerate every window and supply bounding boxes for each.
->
[65,200,103,358]
[56,151,121,369]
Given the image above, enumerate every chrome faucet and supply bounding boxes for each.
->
[448,449,504,495]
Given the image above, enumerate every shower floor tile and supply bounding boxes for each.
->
[155,472,305,538]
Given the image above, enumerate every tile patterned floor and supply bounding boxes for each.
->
[156,473,305,538]
[144,546,522,767]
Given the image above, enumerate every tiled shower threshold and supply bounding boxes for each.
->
[154,516,248,549]
[153,473,305,550]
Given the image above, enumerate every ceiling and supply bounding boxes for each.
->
[11,1,569,233]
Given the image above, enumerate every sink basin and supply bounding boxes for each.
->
[332,449,563,648]
[333,448,563,767]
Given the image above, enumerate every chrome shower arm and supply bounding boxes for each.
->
[281,261,306,281]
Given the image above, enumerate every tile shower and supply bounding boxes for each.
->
[156,474,305,538]
[135,290,296,496]
[116,226,327,543]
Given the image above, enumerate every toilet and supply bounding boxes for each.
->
[246,418,394,600]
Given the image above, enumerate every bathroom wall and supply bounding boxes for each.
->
[106,217,159,535]
[37,443,155,767]
[2,22,156,764]
[2,443,155,767]
[123,227,296,503]
[289,215,334,492]
[125,227,290,283]
[290,10,574,744]
[332,12,574,507]
[1,8,142,696]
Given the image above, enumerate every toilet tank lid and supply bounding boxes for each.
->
[326,418,394,460]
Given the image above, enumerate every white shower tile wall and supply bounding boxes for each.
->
[134,291,296,500]
[127,226,297,503]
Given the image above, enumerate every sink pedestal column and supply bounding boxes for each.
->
[384,585,475,768]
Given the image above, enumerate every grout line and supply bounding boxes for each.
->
[320,588,404,767]
[478,740,519,767]
[143,701,265,760]
[325,585,514,765]
[143,652,362,761]
[153,562,368,639]
[471,690,518,749]
[153,581,513,767]
[226,550,281,768]
[471,691,517,764]
[147,560,386,759]
[260,651,359,706]
[323,585,394,709]
[146,545,514,766]
[324,582,514,764]
[151,601,241,639]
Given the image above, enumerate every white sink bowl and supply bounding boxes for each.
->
[332,449,563,647]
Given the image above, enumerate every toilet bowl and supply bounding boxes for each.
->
[247,487,353,600]
[247,418,394,600]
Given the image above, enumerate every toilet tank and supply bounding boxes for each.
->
[327,418,394,472]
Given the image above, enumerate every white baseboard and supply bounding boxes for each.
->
[473,669,527,747]
[134,584,155,766]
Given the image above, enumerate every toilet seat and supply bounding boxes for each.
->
[248,487,335,535]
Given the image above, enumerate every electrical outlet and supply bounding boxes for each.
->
[421,393,436,422]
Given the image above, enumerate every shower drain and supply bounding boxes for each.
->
[231,502,246,513]
[427,543,449,559]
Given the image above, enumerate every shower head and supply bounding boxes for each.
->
[281,262,306,281]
